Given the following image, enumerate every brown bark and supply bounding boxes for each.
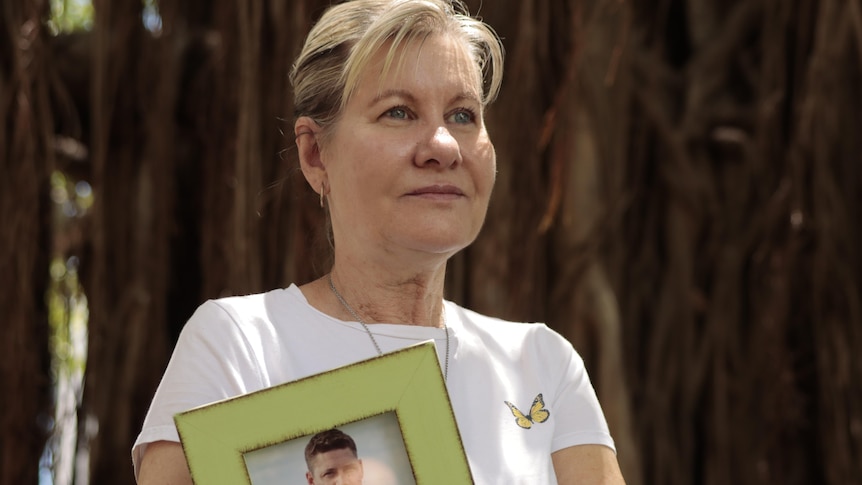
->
[548,3,642,482]
[604,0,862,484]
[80,1,332,482]
[458,0,552,321]
[797,2,862,481]
[0,0,53,483]
[82,0,173,482]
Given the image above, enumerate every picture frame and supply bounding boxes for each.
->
[174,341,473,484]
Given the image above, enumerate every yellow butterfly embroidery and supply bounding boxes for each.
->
[504,393,550,429]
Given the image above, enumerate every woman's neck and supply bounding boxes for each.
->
[303,258,448,328]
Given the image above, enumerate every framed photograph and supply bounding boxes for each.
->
[174,341,473,484]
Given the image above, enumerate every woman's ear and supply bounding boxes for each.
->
[295,116,326,193]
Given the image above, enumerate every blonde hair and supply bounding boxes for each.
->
[290,0,504,131]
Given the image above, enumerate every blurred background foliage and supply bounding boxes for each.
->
[46,0,93,34]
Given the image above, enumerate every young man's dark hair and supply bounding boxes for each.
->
[304,429,363,485]
[304,429,358,467]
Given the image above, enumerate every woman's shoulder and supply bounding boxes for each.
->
[446,303,591,404]
[183,285,306,334]
[447,301,573,352]
[208,284,302,309]
[171,285,311,380]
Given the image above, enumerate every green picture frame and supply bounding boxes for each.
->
[174,341,473,484]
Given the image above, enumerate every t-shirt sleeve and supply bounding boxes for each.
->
[130,300,265,479]
[536,326,617,454]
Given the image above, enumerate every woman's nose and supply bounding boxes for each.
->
[415,125,462,168]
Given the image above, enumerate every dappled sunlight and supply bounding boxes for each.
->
[47,0,93,34]
[40,172,91,485]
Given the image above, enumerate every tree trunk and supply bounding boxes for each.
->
[0,1,53,483]
[82,0,172,482]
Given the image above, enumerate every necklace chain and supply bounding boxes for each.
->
[327,273,450,380]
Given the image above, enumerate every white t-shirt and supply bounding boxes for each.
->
[132,284,615,483]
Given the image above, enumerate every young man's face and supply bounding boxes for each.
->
[305,448,363,485]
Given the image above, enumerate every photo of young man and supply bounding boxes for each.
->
[304,429,364,485]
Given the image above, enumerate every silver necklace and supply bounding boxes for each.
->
[328,273,450,380]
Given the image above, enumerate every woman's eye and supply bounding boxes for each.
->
[450,109,476,124]
[385,107,409,120]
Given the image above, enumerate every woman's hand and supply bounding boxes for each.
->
[137,440,193,485]
[552,444,626,484]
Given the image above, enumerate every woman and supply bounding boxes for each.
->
[134,0,625,483]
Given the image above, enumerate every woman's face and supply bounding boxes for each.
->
[321,34,496,263]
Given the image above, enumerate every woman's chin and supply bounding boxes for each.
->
[389,231,476,259]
